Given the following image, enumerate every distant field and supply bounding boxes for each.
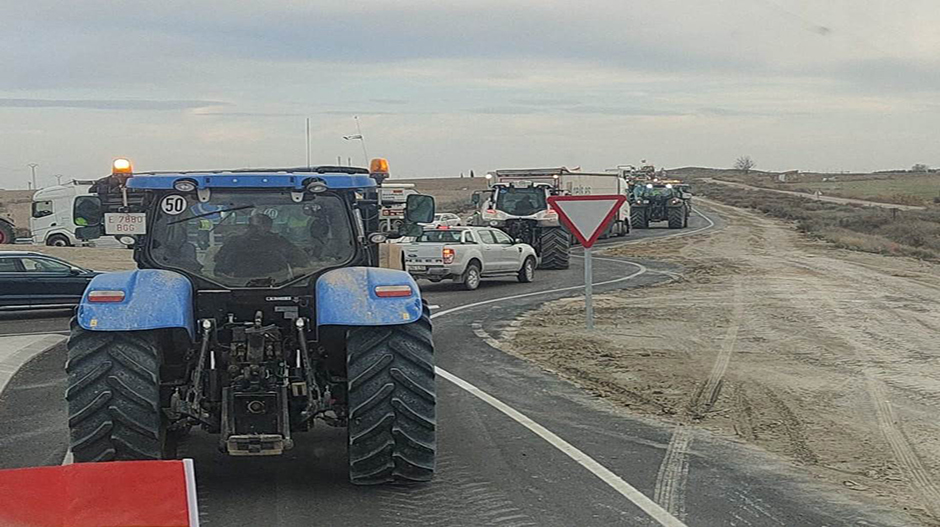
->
[674,168,940,207]
[394,177,487,214]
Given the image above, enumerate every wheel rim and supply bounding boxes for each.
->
[525,260,534,279]
[467,269,479,288]
[53,239,66,246]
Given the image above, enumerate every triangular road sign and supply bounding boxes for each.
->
[548,195,627,248]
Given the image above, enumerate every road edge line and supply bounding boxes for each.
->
[435,367,688,527]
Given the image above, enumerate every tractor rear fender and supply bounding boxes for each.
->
[76,269,195,339]
[317,267,423,326]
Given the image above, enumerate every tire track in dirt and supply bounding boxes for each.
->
[653,425,693,519]
[689,277,743,417]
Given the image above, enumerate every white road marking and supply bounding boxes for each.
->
[0,334,67,396]
[436,368,688,527]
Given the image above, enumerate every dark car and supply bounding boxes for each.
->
[0,251,99,310]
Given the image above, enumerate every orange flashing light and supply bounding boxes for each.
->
[112,158,133,175]
[370,158,389,174]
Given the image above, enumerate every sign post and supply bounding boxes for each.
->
[547,194,627,330]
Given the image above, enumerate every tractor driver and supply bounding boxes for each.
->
[214,212,308,279]
[513,194,536,215]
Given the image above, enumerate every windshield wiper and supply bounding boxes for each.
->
[168,205,255,225]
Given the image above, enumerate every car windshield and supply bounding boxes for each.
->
[150,191,355,287]
[418,230,463,243]
[494,187,547,215]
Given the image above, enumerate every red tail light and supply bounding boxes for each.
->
[443,248,455,264]
[88,290,125,303]
[374,285,413,298]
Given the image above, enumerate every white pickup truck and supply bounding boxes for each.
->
[404,226,538,290]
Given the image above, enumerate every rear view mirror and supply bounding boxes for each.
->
[405,194,435,225]
[471,191,481,205]
[680,192,692,199]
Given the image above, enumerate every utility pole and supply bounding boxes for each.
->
[305,118,311,169]
[354,116,369,165]
[27,163,39,190]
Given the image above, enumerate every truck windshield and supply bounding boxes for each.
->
[494,187,547,215]
[150,191,355,288]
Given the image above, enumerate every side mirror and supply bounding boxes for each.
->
[74,196,103,228]
[405,194,435,225]
[514,238,524,244]
[69,267,84,276]
[471,192,481,205]
[680,192,692,199]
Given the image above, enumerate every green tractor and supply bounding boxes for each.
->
[629,180,692,229]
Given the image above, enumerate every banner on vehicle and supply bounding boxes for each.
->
[0,459,200,527]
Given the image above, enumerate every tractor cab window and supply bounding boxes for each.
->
[494,187,546,215]
[150,191,356,288]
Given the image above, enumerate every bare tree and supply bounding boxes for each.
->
[734,156,756,174]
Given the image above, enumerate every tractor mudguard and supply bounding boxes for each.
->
[76,269,195,338]
[317,267,422,326]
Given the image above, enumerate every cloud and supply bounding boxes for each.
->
[0,98,228,111]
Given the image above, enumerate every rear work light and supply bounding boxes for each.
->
[443,248,455,264]
[88,290,125,303]
[374,285,412,298]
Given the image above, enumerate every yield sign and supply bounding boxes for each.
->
[548,195,627,248]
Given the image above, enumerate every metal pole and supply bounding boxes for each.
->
[354,116,369,165]
[305,118,311,168]
[584,247,594,329]
[27,163,38,190]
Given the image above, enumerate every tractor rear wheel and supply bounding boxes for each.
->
[668,205,686,229]
[0,221,13,244]
[630,209,648,229]
[66,321,168,462]
[539,228,570,269]
[346,302,436,485]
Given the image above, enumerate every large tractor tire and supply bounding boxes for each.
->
[347,302,435,485]
[66,321,168,462]
[0,221,13,244]
[668,205,686,229]
[630,209,649,229]
[539,228,570,270]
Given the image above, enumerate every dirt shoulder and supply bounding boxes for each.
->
[506,200,940,525]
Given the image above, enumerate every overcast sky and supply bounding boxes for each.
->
[1,0,938,187]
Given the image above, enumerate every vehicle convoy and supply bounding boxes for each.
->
[404,226,537,290]
[469,167,629,269]
[30,180,98,246]
[67,158,437,484]
[0,251,99,310]
[629,180,692,229]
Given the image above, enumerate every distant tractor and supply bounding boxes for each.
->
[66,158,438,485]
[629,180,692,229]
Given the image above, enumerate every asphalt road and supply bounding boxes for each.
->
[0,209,910,526]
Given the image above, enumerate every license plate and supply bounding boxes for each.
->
[104,213,147,235]
[409,265,427,272]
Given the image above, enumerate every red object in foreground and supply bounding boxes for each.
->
[0,459,199,527]
[547,195,627,248]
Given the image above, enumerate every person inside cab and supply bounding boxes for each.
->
[214,212,307,279]
[513,194,536,215]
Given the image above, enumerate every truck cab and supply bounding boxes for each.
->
[30,181,97,246]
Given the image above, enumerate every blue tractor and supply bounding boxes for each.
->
[67,158,437,484]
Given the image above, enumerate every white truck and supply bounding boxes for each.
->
[378,184,419,233]
[30,181,98,246]
[404,226,538,290]
[554,170,632,237]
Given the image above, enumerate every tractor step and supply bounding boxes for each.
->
[225,434,290,456]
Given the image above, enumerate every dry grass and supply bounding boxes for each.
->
[696,181,940,261]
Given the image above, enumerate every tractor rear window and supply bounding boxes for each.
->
[150,191,355,288]
[494,188,547,215]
